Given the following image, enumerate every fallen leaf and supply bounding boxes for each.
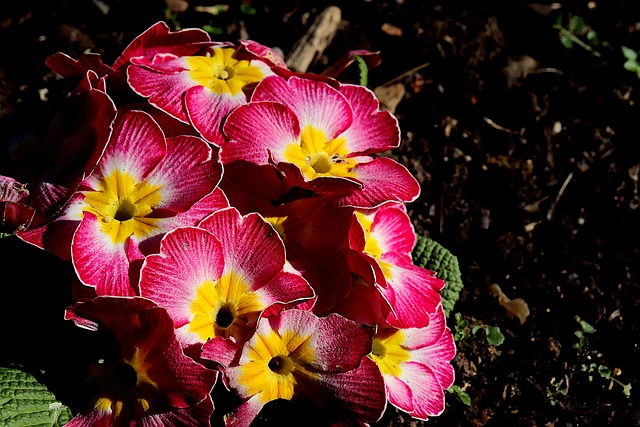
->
[381,23,402,37]
[488,284,530,324]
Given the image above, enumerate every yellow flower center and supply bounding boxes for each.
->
[263,215,287,238]
[186,48,267,96]
[235,327,317,403]
[355,211,393,278]
[92,347,159,417]
[369,328,410,377]
[283,125,358,180]
[188,271,264,342]
[82,170,162,244]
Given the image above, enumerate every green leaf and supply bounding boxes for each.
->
[240,5,257,15]
[621,46,637,61]
[598,365,612,379]
[412,235,463,317]
[447,384,471,406]
[0,366,73,426]
[202,24,223,35]
[622,383,632,397]
[485,325,505,346]
[354,55,369,87]
[579,320,596,334]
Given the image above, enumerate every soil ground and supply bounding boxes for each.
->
[1,1,639,426]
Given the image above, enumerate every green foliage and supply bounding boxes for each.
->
[547,319,631,404]
[0,366,72,426]
[412,234,463,317]
[484,325,505,346]
[447,384,471,406]
[553,13,606,57]
[354,55,369,87]
[453,313,504,347]
[622,46,640,78]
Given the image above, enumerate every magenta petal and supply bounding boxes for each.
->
[399,361,446,419]
[199,207,286,286]
[340,157,421,208]
[322,356,387,423]
[127,59,193,123]
[72,212,136,296]
[339,83,401,153]
[383,372,415,415]
[148,134,222,212]
[91,110,166,182]
[251,75,353,139]
[378,255,445,328]
[185,85,246,145]
[113,21,211,70]
[254,271,315,313]
[306,312,376,371]
[368,202,416,258]
[139,226,225,328]
[221,101,301,165]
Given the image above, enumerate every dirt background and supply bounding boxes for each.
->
[1,1,639,426]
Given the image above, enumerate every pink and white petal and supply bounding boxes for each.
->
[339,84,401,153]
[238,40,287,68]
[369,203,416,258]
[146,135,222,211]
[139,226,225,328]
[403,308,456,390]
[382,372,415,415]
[199,208,286,286]
[186,84,248,145]
[397,361,446,419]
[72,212,135,296]
[225,393,265,427]
[127,58,195,122]
[88,111,167,186]
[113,21,211,70]
[252,75,353,140]
[338,157,420,208]
[201,335,242,372]
[254,271,314,315]
[378,254,445,329]
[221,101,301,165]
[171,187,229,229]
[307,312,376,372]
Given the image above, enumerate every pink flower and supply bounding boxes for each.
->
[127,40,280,145]
[21,109,223,296]
[63,296,218,427]
[138,207,314,353]
[201,308,387,426]
[348,202,445,328]
[369,305,456,420]
[220,74,420,208]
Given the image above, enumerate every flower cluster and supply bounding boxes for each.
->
[0,22,456,426]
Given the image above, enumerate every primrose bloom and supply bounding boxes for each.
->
[202,308,387,426]
[127,40,279,144]
[220,74,420,208]
[64,296,218,427]
[368,305,456,420]
[24,110,223,296]
[349,202,445,328]
[138,207,314,353]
